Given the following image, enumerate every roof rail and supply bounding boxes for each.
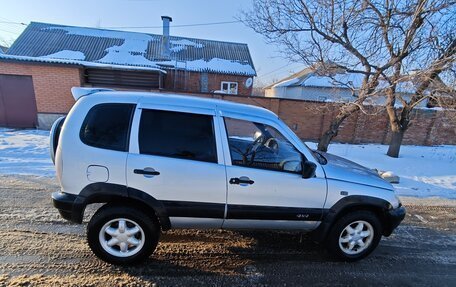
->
[71,87,114,101]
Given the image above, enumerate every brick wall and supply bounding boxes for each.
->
[0,61,82,113]
[163,70,253,96]
[210,94,456,146]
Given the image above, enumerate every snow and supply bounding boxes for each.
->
[306,142,456,199]
[273,78,300,88]
[185,58,256,75]
[170,39,204,52]
[43,50,86,61]
[0,128,454,199]
[0,129,54,177]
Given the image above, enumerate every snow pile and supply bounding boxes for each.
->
[0,129,54,177]
[307,142,456,199]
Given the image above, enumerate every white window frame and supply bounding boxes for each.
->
[221,81,238,95]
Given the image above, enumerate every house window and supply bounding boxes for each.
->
[221,81,238,95]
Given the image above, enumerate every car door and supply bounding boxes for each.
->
[220,115,327,230]
[126,105,227,228]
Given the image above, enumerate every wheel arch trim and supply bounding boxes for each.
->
[71,182,171,230]
[312,195,392,242]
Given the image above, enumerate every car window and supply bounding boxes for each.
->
[224,117,302,173]
[80,103,134,151]
[139,109,217,163]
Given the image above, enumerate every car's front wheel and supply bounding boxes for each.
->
[326,210,382,261]
[87,204,159,265]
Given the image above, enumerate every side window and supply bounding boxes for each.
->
[80,103,134,151]
[139,109,217,163]
[224,117,302,173]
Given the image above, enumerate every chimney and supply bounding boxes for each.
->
[161,16,172,59]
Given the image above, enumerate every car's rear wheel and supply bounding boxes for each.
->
[326,210,382,261]
[87,204,159,265]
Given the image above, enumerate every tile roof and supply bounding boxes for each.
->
[4,22,256,76]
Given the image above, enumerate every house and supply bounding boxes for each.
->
[265,64,427,107]
[0,17,256,128]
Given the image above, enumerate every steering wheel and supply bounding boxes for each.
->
[244,135,265,165]
[264,138,279,152]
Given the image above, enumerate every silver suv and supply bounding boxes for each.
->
[51,87,405,265]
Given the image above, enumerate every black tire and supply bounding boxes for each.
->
[87,204,160,265]
[326,210,382,261]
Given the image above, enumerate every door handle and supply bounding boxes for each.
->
[229,177,254,185]
[134,169,160,176]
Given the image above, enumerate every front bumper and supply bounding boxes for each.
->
[383,205,406,236]
[52,191,83,223]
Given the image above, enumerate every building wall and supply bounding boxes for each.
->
[0,62,82,113]
[0,61,82,128]
[163,70,253,96]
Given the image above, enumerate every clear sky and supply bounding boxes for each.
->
[0,0,305,85]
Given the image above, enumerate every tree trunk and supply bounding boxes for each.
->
[317,104,362,152]
[317,128,337,152]
[387,130,404,158]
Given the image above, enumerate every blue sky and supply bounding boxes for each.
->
[0,0,304,85]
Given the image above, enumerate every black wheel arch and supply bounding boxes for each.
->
[72,182,171,230]
[312,195,393,242]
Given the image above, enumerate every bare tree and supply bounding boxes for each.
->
[241,0,455,155]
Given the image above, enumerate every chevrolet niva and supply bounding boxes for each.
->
[51,87,405,265]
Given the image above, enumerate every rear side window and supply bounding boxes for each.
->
[139,109,217,163]
[80,103,134,151]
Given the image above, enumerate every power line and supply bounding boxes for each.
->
[0,21,27,26]
[102,20,242,29]
[258,63,293,77]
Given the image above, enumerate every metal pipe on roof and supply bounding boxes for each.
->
[161,16,172,59]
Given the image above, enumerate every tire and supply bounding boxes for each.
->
[326,210,382,261]
[87,204,160,265]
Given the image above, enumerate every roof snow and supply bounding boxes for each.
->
[43,50,86,61]
[4,22,256,76]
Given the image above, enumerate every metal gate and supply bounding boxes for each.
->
[0,74,38,128]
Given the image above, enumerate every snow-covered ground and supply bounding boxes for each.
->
[0,128,54,177]
[306,142,456,199]
[0,128,455,199]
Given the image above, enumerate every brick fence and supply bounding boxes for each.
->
[200,93,456,146]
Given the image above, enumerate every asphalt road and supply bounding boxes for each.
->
[0,175,455,287]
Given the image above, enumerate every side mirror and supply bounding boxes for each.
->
[302,161,317,179]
